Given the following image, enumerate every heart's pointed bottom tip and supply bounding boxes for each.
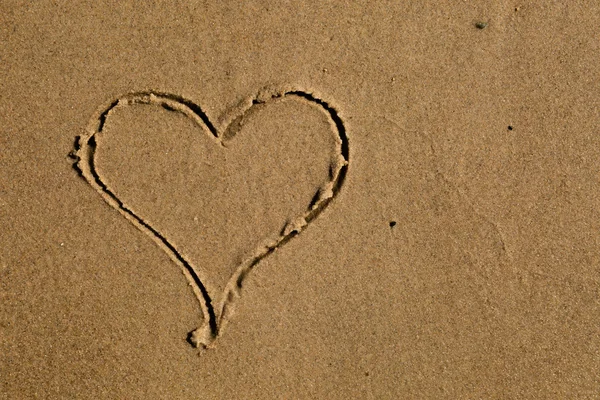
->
[187,326,216,349]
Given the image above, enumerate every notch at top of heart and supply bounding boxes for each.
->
[82,86,348,155]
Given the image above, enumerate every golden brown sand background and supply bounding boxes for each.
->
[2,1,599,398]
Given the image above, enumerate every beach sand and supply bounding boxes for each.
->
[2,1,599,398]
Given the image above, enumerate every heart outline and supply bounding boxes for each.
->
[71,87,349,348]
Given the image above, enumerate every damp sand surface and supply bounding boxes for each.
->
[2,2,600,398]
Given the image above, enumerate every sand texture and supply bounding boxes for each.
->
[2,1,600,398]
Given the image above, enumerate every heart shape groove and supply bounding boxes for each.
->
[71,88,349,348]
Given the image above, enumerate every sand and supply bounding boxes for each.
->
[2,1,599,398]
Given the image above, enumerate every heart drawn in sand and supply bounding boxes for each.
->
[71,88,349,348]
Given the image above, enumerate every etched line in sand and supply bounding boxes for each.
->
[70,88,349,349]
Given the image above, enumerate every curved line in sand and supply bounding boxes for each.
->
[72,87,349,349]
